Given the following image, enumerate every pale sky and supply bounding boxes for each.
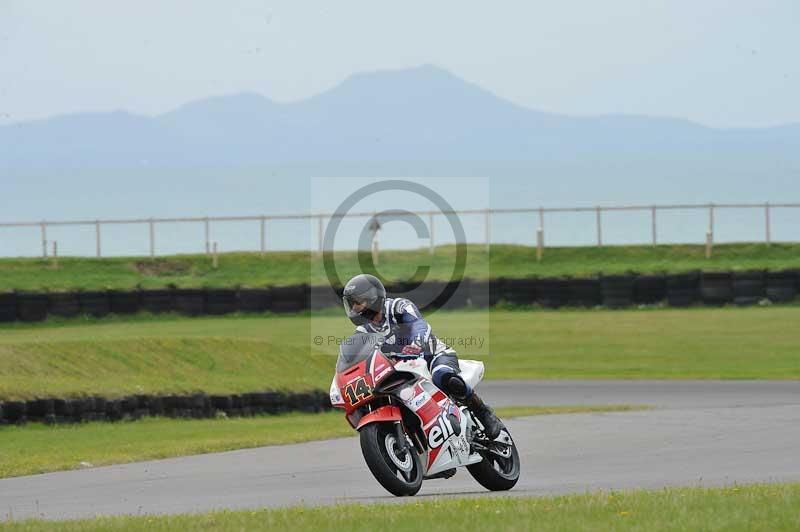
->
[0,0,797,128]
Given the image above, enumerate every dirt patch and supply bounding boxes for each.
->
[134,260,192,277]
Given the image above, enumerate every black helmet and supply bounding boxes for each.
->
[342,274,386,326]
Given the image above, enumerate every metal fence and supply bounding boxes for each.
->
[1,202,798,259]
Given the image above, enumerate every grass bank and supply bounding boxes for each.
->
[1,243,798,291]
[0,405,643,478]
[4,483,798,531]
[1,306,798,400]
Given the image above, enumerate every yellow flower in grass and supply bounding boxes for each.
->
[618,511,631,517]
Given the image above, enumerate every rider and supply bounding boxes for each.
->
[342,273,502,439]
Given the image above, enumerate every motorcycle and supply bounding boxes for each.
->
[330,332,520,496]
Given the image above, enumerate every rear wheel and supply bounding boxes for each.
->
[467,425,521,491]
[360,422,423,496]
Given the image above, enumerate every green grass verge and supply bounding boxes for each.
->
[1,306,798,400]
[4,483,799,531]
[1,242,798,291]
[0,405,642,478]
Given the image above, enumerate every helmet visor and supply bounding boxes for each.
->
[343,294,375,313]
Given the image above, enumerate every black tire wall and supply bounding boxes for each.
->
[0,293,16,322]
[0,390,332,426]
[1,269,797,323]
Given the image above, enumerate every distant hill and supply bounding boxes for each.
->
[2,65,799,169]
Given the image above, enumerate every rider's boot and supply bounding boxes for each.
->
[441,374,502,440]
[466,393,502,440]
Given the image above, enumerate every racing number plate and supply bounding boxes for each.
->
[344,376,372,406]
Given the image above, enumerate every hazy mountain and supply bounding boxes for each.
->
[2,65,799,169]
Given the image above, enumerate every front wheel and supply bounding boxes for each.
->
[359,422,423,496]
[467,425,521,491]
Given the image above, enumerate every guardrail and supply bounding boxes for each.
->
[1,202,798,258]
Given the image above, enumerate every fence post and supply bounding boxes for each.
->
[765,202,771,246]
[538,207,544,232]
[212,242,218,269]
[95,220,102,258]
[52,241,58,267]
[260,216,266,255]
[149,219,155,258]
[484,209,490,253]
[651,206,657,246]
[596,207,603,247]
[317,216,323,255]
[536,228,544,262]
[372,236,379,266]
[40,222,47,258]
[706,231,713,259]
[708,203,715,236]
[429,213,434,255]
[204,217,210,255]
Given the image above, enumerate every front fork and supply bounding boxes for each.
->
[394,421,410,454]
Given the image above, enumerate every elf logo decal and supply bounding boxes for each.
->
[427,413,456,448]
[411,392,430,410]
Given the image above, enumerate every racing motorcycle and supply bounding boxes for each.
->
[330,332,520,496]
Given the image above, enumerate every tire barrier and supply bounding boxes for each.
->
[465,279,492,308]
[635,275,667,305]
[489,278,505,307]
[534,278,570,308]
[502,277,539,306]
[0,292,16,322]
[732,270,766,306]
[239,289,271,313]
[700,272,734,306]
[48,292,81,318]
[206,289,239,315]
[666,272,700,307]
[407,280,448,311]
[174,289,205,316]
[600,275,636,309]
[309,284,342,310]
[140,289,174,314]
[568,278,602,307]
[0,390,332,426]
[439,279,471,310]
[15,293,48,322]
[109,290,141,314]
[0,269,797,323]
[766,270,798,303]
[1,401,26,424]
[78,291,111,318]
[270,284,308,313]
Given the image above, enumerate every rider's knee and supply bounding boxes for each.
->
[434,369,472,401]
[431,365,452,388]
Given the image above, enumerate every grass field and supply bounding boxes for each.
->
[0,405,642,478]
[4,483,798,531]
[1,242,798,291]
[1,306,798,401]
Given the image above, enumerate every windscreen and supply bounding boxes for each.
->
[336,333,384,372]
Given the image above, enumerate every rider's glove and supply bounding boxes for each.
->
[401,344,423,356]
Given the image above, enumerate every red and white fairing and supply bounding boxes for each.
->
[391,359,484,476]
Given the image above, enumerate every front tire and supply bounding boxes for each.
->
[360,422,423,496]
[467,425,521,491]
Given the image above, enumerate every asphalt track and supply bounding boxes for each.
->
[2,380,798,521]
